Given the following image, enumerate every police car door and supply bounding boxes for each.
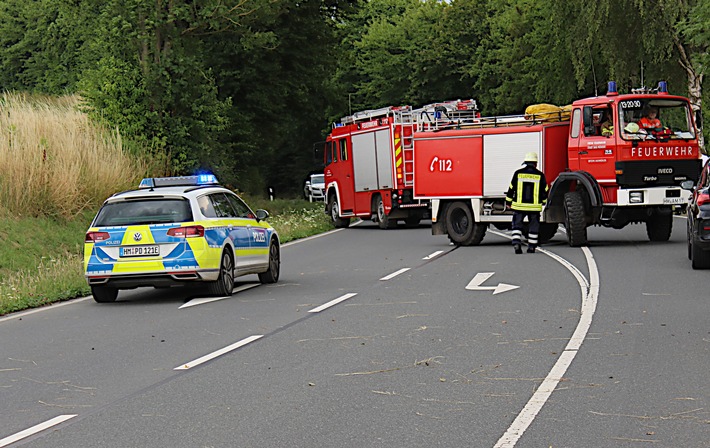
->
[225,193,268,271]
[208,193,252,273]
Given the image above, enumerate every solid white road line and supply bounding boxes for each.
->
[179,283,260,309]
[493,246,599,448]
[174,335,263,370]
[379,268,410,281]
[0,414,77,447]
[308,293,358,313]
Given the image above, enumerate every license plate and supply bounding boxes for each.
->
[120,245,160,257]
[662,197,685,204]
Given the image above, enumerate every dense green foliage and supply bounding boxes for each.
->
[1,0,708,197]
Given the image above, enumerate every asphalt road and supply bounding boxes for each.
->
[1,216,708,447]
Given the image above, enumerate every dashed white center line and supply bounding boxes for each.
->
[174,335,263,370]
[379,268,410,281]
[0,414,77,447]
[308,293,358,313]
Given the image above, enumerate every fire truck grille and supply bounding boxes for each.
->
[615,159,701,187]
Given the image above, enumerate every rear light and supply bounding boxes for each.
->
[167,225,205,238]
[697,192,710,206]
[86,231,110,242]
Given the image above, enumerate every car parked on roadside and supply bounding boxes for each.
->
[84,175,280,302]
[303,173,325,202]
[682,160,710,269]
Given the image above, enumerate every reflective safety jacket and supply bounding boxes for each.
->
[505,163,548,212]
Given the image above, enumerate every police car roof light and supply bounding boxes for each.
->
[138,175,219,189]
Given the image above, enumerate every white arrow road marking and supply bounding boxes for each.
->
[465,272,519,295]
[0,415,77,447]
[422,250,444,260]
[179,283,260,309]
[174,335,263,370]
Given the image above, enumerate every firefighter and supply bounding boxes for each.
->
[505,152,548,254]
[638,106,662,130]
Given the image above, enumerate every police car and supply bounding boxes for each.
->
[84,175,280,303]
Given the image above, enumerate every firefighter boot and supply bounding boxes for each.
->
[514,244,522,254]
[527,244,536,253]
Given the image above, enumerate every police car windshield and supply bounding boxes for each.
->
[619,99,695,140]
[93,199,193,226]
[311,174,324,184]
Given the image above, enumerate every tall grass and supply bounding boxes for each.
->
[0,92,333,315]
[0,92,159,218]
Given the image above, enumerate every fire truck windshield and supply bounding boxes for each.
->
[619,99,695,141]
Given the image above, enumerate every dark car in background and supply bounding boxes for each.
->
[682,159,710,269]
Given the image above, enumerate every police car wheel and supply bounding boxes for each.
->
[91,286,118,303]
[259,240,280,284]
[208,250,234,296]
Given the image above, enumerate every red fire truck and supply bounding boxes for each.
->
[413,81,703,246]
[323,100,479,228]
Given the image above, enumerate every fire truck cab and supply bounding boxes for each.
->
[414,81,702,247]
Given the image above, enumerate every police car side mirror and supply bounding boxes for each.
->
[256,209,269,221]
[680,180,695,190]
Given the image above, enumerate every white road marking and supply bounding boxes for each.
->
[0,414,77,447]
[179,283,260,309]
[379,268,411,281]
[308,293,358,313]
[174,335,263,370]
[493,243,599,448]
[422,250,444,260]
[465,272,520,295]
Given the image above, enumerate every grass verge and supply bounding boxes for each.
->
[0,200,331,316]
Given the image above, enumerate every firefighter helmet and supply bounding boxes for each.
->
[624,122,640,133]
[524,152,538,163]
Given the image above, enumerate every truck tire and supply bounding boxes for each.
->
[376,196,396,229]
[328,195,350,228]
[563,191,587,247]
[691,239,710,269]
[645,210,672,242]
[538,223,559,244]
[445,201,486,246]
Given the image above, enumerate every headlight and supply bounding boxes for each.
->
[629,191,644,203]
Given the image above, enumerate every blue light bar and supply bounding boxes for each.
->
[138,175,219,189]
[658,81,668,93]
[607,81,618,96]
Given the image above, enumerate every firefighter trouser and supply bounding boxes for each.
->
[511,211,540,247]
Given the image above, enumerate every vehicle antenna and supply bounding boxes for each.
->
[588,44,598,97]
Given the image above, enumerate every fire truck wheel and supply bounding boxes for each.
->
[645,210,672,242]
[563,192,587,247]
[691,239,710,269]
[377,196,396,229]
[445,201,486,246]
[329,196,350,228]
[538,223,559,243]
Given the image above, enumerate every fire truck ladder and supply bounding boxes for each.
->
[393,109,416,187]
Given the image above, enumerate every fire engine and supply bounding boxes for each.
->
[412,81,702,246]
[323,99,479,228]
